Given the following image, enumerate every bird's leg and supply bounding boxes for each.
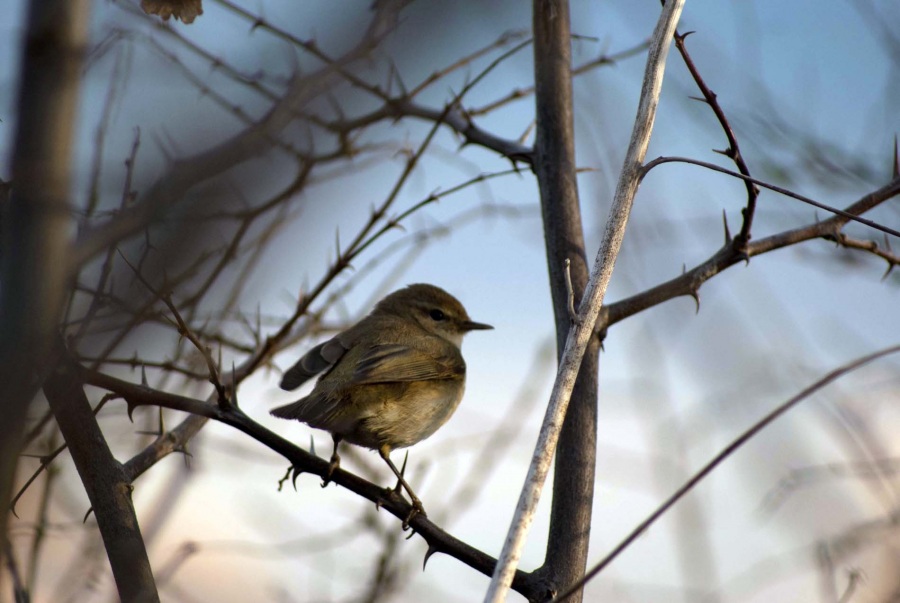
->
[392,451,410,497]
[379,445,425,526]
[322,434,342,488]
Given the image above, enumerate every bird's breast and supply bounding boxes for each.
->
[356,378,466,450]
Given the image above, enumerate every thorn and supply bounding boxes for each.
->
[712,148,731,156]
[335,227,341,257]
[564,258,577,323]
[682,263,687,275]
[882,262,895,281]
[885,234,892,253]
[688,95,707,103]
[292,466,302,491]
[423,545,439,569]
[722,210,732,244]
[392,60,408,97]
[83,507,94,523]
[230,362,238,408]
[126,401,137,423]
[405,526,417,540]
[140,365,149,387]
[400,450,409,478]
[175,443,193,468]
[690,289,700,314]
[309,435,316,457]
[893,135,898,178]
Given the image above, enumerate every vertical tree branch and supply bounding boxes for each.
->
[0,0,90,574]
[484,1,686,601]
[530,1,598,602]
[43,346,159,603]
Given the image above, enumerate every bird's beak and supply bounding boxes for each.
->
[462,320,493,331]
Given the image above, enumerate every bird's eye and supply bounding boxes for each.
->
[429,309,446,321]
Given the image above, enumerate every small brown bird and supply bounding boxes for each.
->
[271,284,492,517]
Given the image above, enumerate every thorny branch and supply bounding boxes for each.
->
[602,175,900,330]
[73,0,412,268]
[12,2,900,601]
[672,30,760,247]
[77,362,543,600]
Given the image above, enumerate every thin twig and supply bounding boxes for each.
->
[672,30,759,245]
[642,156,900,239]
[551,344,900,603]
[117,251,229,405]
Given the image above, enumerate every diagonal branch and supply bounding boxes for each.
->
[44,344,159,603]
[78,364,547,600]
[601,175,900,330]
[551,344,900,603]
[72,0,411,269]
[484,1,686,601]
[643,156,900,238]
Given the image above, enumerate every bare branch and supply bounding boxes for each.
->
[0,0,91,572]
[672,31,760,246]
[79,364,546,600]
[485,1,685,601]
[118,251,229,405]
[602,175,900,330]
[551,345,900,603]
[72,0,411,269]
[642,156,900,238]
[44,344,158,602]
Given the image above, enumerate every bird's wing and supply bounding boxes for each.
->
[279,336,349,390]
[351,343,465,385]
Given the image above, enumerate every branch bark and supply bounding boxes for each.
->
[79,366,547,600]
[44,347,159,603]
[485,1,686,601]
[601,174,900,330]
[529,1,597,601]
[0,0,90,577]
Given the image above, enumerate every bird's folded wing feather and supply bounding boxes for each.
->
[279,336,350,390]
[351,343,464,384]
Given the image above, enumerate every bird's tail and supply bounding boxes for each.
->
[270,399,309,420]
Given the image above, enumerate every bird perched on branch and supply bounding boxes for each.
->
[272,283,492,519]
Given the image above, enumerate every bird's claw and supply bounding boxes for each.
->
[320,454,340,488]
[401,498,426,530]
[401,500,428,538]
